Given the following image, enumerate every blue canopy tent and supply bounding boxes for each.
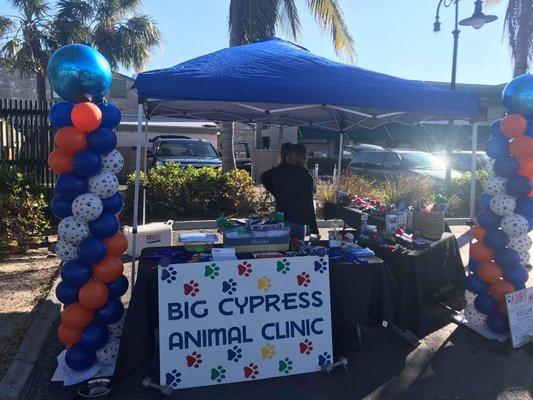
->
[130,38,481,280]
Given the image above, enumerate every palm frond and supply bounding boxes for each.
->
[9,0,49,18]
[306,0,355,62]
[229,0,278,44]
[56,0,94,23]
[0,17,16,38]
[278,0,300,39]
[504,0,533,63]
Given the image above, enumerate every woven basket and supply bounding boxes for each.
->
[413,210,445,240]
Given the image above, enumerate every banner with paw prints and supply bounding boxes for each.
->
[158,256,332,389]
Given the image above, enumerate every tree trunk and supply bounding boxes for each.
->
[36,72,47,102]
[512,0,532,77]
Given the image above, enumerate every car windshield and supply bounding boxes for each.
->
[158,141,218,158]
[401,152,446,170]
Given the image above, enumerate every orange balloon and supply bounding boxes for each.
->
[54,126,87,154]
[509,135,533,159]
[470,241,494,262]
[58,323,81,347]
[93,256,124,283]
[104,233,128,257]
[500,114,527,138]
[472,226,486,242]
[489,280,515,302]
[78,280,109,309]
[61,302,94,330]
[498,298,508,314]
[477,261,503,284]
[48,149,73,174]
[71,102,102,132]
[518,157,533,180]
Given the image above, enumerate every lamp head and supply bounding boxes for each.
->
[459,0,497,29]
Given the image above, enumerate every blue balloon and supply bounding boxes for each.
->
[99,103,122,129]
[503,265,529,287]
[78,237,106,265]
[87,128,117,154]
[107,275,129,298]
[505,174,532,198]
[60,260,93,287]
[493,155,519,177]
[514,282,527,290]
[465,274,489,295]
[486,312,509,335]
[494,248,521,270]
[49,102,73,129]
[483,229,509,251]
[468,259,480,274]
[95,298,124,325]
[474,293,498,315]
[65,344,96,371]
[525,120,533,138]
[489,119,504,138]
[480,192,492,210]
[89,212,119,238]
[102,192,124,214]
[502,74,533,119]
[51,194,73,219]
[55,281,79,305]
[476,209,502,230]
[73,150,102,177]
[47,44,112,103]
[529,217,533,231]
[56,172,88,200]
[485,136,509,159]
[516,197,533,218]
[80,322,109,351]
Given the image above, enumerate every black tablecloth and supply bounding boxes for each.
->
[112,247,396,384]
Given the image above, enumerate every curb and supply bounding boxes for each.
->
[0,273,62,400]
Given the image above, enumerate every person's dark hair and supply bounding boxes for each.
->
[280,143,293,164]
[290,144,307,167]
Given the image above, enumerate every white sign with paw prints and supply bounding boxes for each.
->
[158,256,332,389]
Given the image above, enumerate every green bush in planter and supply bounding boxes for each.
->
[0,166,49,256]
[445,170,488,218]
[125,164,261,220]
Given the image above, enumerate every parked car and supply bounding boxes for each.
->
[234,142,252,173]
[434,151,488,172]
[148,136,222,168]
[346,149,462,181]
[343,143,384,159]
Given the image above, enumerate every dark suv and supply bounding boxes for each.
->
[347,149,461,181]
[148,136,222,168]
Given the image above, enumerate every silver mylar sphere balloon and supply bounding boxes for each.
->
[502,74,533,118]
[47,44,112,103]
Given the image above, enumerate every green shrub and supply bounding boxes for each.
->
[0,166,49,256]
[381,175,436,206]
[445,170,488,217]
[124,164,267,221]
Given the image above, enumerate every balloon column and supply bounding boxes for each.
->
[47,44,128,371]
[466,74,533,335]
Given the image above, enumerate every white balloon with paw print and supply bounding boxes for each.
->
[55,239,78,261]
[108,314,126,338]
[71,193,103,222]
[96,337,120,366]
[518,251,530,266]
[88,171,119,199]
[485,158,495,174]
[501,213,530,237]
[489,193,516,217]
[482,175,507,196]
[464,304,487,326]
[507,233,532,253]
[101,149,124,174]
[58,216,89,245]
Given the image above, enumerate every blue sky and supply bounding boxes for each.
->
[1,0,513,84]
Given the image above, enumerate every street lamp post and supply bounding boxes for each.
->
[433,0,497,185]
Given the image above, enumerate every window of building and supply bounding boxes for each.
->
[109,78,128,98]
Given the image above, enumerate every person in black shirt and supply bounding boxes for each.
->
[261,143,318,239]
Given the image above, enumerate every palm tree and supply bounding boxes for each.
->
[222,0,356,171]
[487,0,532,77]
[0,0,162,101]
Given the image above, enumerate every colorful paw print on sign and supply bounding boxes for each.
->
[227,345,242,362]
[244,363,259,379]
[165,369,181,388]
[222,278,237,295]
[297,272,311,287]
[276,258,291,274]
[183,280,199,296]
[318,352,332,366]
[278,357,293,374]
[260,343,276,359]
[314,258,328,273]
[210,365,226,382]
[299,339,313,355]
[257,276,272,292]
[160,266,177,283]
[186,351,202,368]
[204,263,220,279]
[237,261,253,276]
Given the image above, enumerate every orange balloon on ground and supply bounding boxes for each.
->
[71,102,102,132]
[489,280,515,302]
[93,256,124,283]
[472,226,486,242]
[470,241,494,262]
[48,149,73,174]
[477,261,503,284]
[104,233,128,257]
[509,135,533,159]
[54,126,87,154]
[78,280,109,309]
[500,114,527,138]
[58,323,81,347]
[61,302,94,330]
[518,157,533,180]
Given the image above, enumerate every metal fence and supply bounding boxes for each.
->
[0,99,55,202]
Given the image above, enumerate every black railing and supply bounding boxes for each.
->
[0,99,55,202]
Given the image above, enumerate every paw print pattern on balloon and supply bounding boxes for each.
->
[58,216,89,245]
[101,149,124,174]
[55,239,78,261]
[88,171,119,199]
[71,193,103,222]
[507,234,532,253]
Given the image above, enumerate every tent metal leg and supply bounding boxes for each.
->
[469,123,478,223]
[142,120,149,225]
[130,103,144,287]
[335,132,343,203]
